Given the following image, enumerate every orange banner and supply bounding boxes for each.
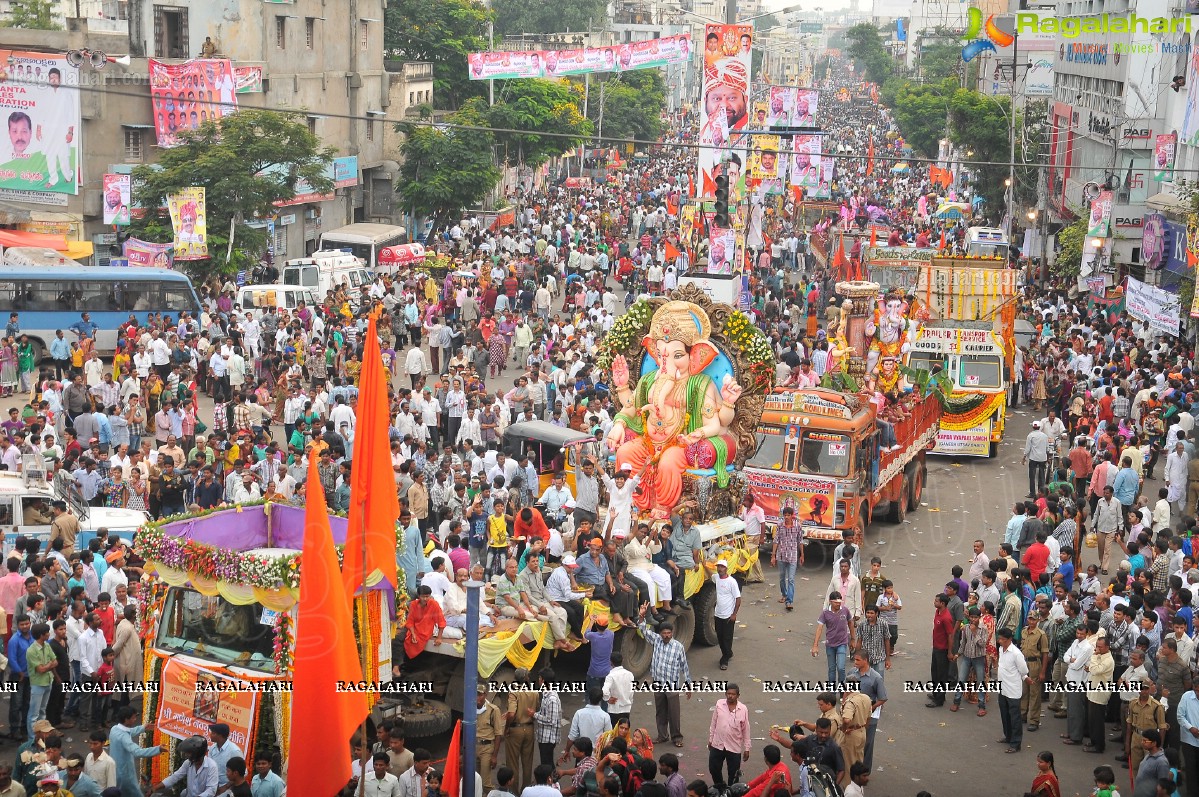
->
[156,657,261,749]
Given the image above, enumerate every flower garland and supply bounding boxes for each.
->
[721,311,775,369]
[596,299,654,371]
[272,613,294,675]
[134,520,402,592]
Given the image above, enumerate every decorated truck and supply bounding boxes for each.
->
[407,286,777,688]
[744,280,941,545]
[133,501,444,785]
[868,254,1017,458]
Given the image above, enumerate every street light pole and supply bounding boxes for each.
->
[1005,32,1017,246]
[726,0,736,24]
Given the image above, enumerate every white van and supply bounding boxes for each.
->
[281,250,374,301]
[237,284,319,312]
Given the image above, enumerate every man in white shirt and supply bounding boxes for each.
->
[1062,624,1093,744]
[995,626,1030,752]
[602,651,635,722]
[101,552,129,596]
[361,752,402,797]
[397,750,432,797]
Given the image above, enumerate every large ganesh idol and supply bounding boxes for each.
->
[601,287,772,521]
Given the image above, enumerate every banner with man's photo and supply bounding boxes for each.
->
[468,33,691,80]
[0,51,81,200]
[149,58,239,147]
[103,173,131,225]
[697,23,752,199]
[168,187,208,260]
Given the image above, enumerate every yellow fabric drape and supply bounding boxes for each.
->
[464,621,551,677]
[146,562,301,607]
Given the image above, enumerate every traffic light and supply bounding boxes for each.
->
[714,174,729,228]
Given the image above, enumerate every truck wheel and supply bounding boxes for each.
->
[691,581,718,647]
[396,696,453,738]
[671,602,696,649]
[886,477,908,523]
[619,628,653,678]
[989,441,999,458]
[908,466,924,511]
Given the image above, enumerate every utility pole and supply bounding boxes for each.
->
[1005,32,1017,247]
[488,20,495,106]
[726,0,736,24]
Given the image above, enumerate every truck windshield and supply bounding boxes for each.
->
[748,432,784,468]
[799,431,852,477]
[155,588,278,674]
[958,355,1002,389]
[908,351,946,375]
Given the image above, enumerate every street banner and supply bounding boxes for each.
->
[1126,275,1181,336]
[124,238,175,268]
[471,33,690,80]
[168,187,207,260]
[1087,190,1113,237]
[1154,133,1177,182]
[751,101,769,128]
[791,134,821,191]
[697,24,752,198]
[748,468,837,527]
[1085,276,1106,295]
[748,134,784,195]
[234,65,263,93]
[767,86,797,126]
[707,224,735,275]
[1185,45,1199,145]
[1142,213,1166,269]
[156,657,259,750]
[102,174,131,226]
[149,59,238,147]
[1025,56,1054,96]
[0,51,81,198]
[794,89,819,125]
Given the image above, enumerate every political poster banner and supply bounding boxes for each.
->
[1185,45,1199,145]
[471,33,691,80]
[233,65,263,94]
[1142,213,1166,269]
[1154,133,1177,182]
[168,187,208,260]
[707,225,736,275]
[748,134,785,195]
[1126,275,1181,336]
[156,657,259,749]
[102,174,131,226]
[0,51,81,200]
[697,24,752,198]
[767,86,797,126]
[751,101,770,128]
[1087,190,1113,238]
[124,238,175,268]
[149,59,238,147]
[746,467,837,528]
[794,89,819,126]
[790,134,821,191]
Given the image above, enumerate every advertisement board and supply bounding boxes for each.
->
[1142,213,1166,269]
[1126,275,1181,336]
[470,33,691,80]
[124,238,175,268]
[1154,133,1177,182]
[156,657,259,749]
[1025,56,1054,96]
[149,59,238,147]
[697,24,752,198]
[933,424,993,456]
[0,51,81,200]
[1088,190,1113,237]
[745,468,837,528]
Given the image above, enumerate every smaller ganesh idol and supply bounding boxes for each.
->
[607,301,743,519]
[864,291,911,375]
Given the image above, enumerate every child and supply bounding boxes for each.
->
[486,767,517,797]
[1055,548,1076,593]
[426,768,445,797]
[486,499,510,578]
[875,579,902,657]
[94,593,116,646]
[1092,764,1120,797]
[95,647,117,728]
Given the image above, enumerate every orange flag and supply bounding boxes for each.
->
[666,200,679,217]
[869,226,877,247]
[290,457,368,797]
[343,310,400,600]
[867,140,875,176]
[664,241,681,261]
[939,229,947,250]
[444,720,463,797]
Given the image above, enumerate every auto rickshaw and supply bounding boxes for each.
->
[501,420,598,497]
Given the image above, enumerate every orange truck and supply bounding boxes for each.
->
[743,387,941,545]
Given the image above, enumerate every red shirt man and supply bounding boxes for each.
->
[514,507,550,546]
[1023,536,1051,583]
[932,600,955,651]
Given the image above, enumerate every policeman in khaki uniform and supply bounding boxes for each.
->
[838,687,872,770]
[476,684,506,791]
[1127,680,1166,773]
[1020,614,1050,731]
[504,668,539,793]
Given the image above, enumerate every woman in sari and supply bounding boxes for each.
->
[596,717,632,753]
[980,599,998,679]
[1028,750,1060,797]
[0,338,17,397]
[628,728,654,761]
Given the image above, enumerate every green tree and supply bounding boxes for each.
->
[887,78,952,158]
[384,0,491,110]
[396,106,501,237]
[127,110,334,280]
[0,0,61,29]
[481,78,591,167]
[844,22,893,85]
[588,70,665,142]
[492,0,606,36]
[919,40,962,84]
[1052,217,1086,279]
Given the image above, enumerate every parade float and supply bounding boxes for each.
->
[745,281,942,546]
[132,501,446,783]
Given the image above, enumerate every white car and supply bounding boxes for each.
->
[0,469,147,551]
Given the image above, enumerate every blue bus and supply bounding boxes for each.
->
[0,266,203,358]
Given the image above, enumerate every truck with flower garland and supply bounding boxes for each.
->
[133,501,449,786]
[869,255,1018,458]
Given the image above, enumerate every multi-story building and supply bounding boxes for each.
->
[0,0,404,264]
